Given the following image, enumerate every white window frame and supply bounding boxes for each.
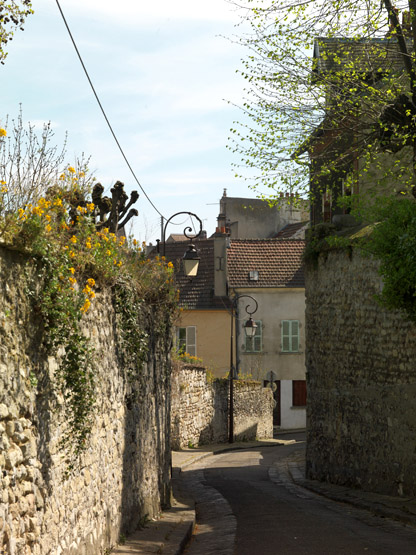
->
[176,326,197,356]
[245,320,262,353]
[281,320,300,353]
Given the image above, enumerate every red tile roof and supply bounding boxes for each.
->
[227,239,305,288]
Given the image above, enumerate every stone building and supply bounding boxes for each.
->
[217,189,309,239]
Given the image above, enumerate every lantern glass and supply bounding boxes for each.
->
[183,243,200,277]
[244,317,257,338]
[183,257,200,277]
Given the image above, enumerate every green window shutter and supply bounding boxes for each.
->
[291,320,299,352]
[186,326,196,356]
[246,336,254,353]
[281,320,300,352]
[282,320,290,352]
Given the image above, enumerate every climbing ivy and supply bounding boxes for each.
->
[113,283,150,384]
[0,170,177,469]
[361,196,416,322]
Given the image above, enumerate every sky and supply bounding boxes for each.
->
[1,0,257,244]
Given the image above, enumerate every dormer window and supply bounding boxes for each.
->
[249,270,259,281]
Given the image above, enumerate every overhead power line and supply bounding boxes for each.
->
[55,0,164,219]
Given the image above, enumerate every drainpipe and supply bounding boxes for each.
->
[235,295,241,377]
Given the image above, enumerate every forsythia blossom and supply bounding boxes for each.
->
[80,299,91,313]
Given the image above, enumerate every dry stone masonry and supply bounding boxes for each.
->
[305,249,416,496]
[0,246,172,554]
[171,363,273,449]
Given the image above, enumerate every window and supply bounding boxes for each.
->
[245,320,262,353]
[322,188,332,222]
[281,320,300,352]
[176,326,196,356]
[292,380,307,407]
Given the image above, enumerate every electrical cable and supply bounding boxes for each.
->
[55,0,165,219]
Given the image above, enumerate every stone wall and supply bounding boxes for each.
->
[0,246,172,554]
[171,363,273,449]
[305,249,416,496]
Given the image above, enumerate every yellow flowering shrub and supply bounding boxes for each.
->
[177,352,204,365]
[0,168,177,466]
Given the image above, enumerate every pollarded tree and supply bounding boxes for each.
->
[230,0,416,216]
[0,1,33,64]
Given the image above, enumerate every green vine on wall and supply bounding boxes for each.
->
[361,196,416,322]
[113,283,149,387]
[0,166,177,470]
[36,254,96,464]
[304,195,416,323]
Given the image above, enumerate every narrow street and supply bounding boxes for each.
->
[180,433,416,554]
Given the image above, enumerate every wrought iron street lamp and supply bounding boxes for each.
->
[157,212,203,277]
[229,294,259,443]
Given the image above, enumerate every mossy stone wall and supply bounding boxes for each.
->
[0,246,172,554]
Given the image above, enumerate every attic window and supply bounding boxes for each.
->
[249,270,259,281]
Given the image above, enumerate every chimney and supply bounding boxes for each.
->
[217,212,227,230]
[214,234,227,296]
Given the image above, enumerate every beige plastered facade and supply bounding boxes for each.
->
[177,309,232,377]
[233,287,306,382]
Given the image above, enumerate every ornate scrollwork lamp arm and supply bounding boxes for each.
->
[161,212,203,255]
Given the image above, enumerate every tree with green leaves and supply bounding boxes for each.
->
[0,1,33,64]
[230,0,416,214]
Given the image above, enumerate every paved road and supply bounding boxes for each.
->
[181,433,416,554]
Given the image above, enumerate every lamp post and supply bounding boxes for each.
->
[229,294,259,443]
[157,212,203,277]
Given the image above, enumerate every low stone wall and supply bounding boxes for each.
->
[305,249,416,496]
[0,246,172,554]
[171,363,273,449]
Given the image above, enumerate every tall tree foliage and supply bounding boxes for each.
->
[0,1,33,64]
[230,0,416,202]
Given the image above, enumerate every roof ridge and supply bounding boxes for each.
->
[230,237,306,242]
